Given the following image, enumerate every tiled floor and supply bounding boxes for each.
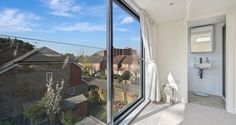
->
[188,91,225,110]
[130,103,236,125]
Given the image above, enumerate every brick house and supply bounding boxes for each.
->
[0,47,88,119]
[121,55,140,75]
[79,55,105,74]
[85,48,138,74]
[113,55,125,74]
[97,47,137,57]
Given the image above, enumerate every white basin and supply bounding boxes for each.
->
[193,63,211,69]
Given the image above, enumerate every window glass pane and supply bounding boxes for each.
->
[0,0,107,124]
[112,2,142,115]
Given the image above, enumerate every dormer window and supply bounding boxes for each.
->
[69,87,75,95]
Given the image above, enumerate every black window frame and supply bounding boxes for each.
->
[110,0,145,124]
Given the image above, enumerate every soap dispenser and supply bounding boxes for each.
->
[199,58,203,64]
[193,57,198,64]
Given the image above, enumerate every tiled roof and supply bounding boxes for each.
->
[122,55,139,64]
[80,55,104,63]
[76,116,106,125]
[63,94,87,108]
[20,47,74,63]
[0,37,34,65]
[0,47,81,74]
[113,55,125,64]
[0,48,41,74]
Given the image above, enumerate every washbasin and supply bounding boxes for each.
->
[193,63,211,69]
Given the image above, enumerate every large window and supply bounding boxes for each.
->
[0,0,107,124]
[0,0,143,124]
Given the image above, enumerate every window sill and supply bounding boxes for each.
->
[119,100,150,125]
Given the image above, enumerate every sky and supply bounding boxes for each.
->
[0,0,141,55]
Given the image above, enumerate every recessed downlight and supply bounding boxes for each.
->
[169,2,174,6]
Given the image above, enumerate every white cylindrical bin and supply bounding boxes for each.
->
[163,84,176,104]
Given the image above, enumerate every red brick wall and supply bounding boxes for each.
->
[70,63,82,87]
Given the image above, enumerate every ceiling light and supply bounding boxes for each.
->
[169,3,174,6]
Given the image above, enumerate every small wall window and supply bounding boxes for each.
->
[69,87,75,95]
[46,72,53,83]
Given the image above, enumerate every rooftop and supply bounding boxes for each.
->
[63,94,87,109]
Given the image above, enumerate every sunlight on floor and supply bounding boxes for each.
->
[131,103,236,125]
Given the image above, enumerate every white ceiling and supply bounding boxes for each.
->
[132,0,236,23]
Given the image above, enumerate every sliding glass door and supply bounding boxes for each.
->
[111,0,144,123]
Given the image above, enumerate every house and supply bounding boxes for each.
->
[78,48,139,77]
[96,47,137,57]
[79,55,105,74]
[0,47,88,119]
[113,55,125,74]
[121,55,140,76]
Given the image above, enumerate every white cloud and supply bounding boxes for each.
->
[55,22,128,32]
[114,28,128,32]
[55,22,105,32]
[0,8,40,32]
[84,5,106,17]
[44,0,81,17]
[121,16,134,24]
[130,36,140,41]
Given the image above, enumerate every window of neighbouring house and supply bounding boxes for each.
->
[69,87,75,95]
[46,72,53,83]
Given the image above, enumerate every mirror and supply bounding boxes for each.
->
[190,25,214,53]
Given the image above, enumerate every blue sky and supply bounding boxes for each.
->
[0,0,140,55]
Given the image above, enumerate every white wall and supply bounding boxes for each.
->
[156,20,188,103]
[188,22,225,96]
[225,8,236,113]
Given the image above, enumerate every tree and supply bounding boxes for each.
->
[121,71,131,104]
[122,71,131,82]
[42,79,64,125]
[23,102,45,125]
[0,120,15,125]
[88,85,101,105]
[97,70,106,79]
[114,74,122,82]
[61,111,76,125]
